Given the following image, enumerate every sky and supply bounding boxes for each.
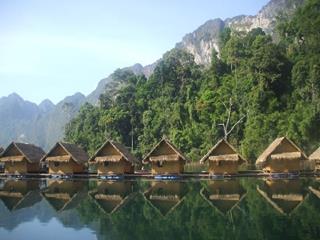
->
[0,0,269,104]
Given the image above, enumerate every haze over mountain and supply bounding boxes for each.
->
[0,0,305,150]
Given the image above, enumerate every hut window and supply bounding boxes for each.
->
[157,161,164,168]
[104,161,109,167]
[54,162,60,167]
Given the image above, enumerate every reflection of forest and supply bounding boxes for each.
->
[0,179,319,240]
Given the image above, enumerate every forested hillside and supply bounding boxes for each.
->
[65,0,320,163]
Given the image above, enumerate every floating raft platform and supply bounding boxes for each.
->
[0,170,317,180]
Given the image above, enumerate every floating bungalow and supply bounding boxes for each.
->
[0,142,45,174]
[200,139,246,175]
[309,147,320,172]
[0,180,41,211]
[257,179,307,215]
[144,181,187,216]
[90,140,139,175]
[200,179,246,215]
[42,180,86,212]
[143,138,188,175]
[256,137,307,173]
[89,181,134,214]
[42,142,89,175]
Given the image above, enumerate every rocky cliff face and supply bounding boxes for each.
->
[176,0,305,65]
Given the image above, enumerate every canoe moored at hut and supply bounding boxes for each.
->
[200,179,246,215]
[0,180,41,211]
[143,181,187,216]
[0,142,45,174]
[142,138,188,175]
[90,140,139,176]
[200,139,246,175]
[42,142,89,175]
[42,180,86,212]
[88,181,134,214]
[256,137,307,173]
[256,179,307,215]
[309,147,320,172]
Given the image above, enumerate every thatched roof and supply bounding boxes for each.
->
[42,142,89,164]
[309,186,320,199]
[256,137,307,166]
[90,140,139,164]
[200,139,246,164]
[0,190,42,211]
[309,147,320,161]
[142,137,189,163]
[0,142,45,163]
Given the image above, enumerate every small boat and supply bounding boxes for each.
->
[268,172,300,179]
[99,175,124,180]
[209,174,232,180]
[50,174,72,179]
[154,175,181,180]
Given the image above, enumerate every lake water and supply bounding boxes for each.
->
[0,178,319,240]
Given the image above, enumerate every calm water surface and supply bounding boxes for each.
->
[0,178,319,240]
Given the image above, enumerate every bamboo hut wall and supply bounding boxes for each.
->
[211,142,237,155]
[151,160,184,174]
[151,141,177,156]
[264,159,301,173]
[272,140,301,154]
[48,160,85,174]
[98,143,121,156]
[96,159,133,175]
[5,161,27,174]
[208,161,239,174]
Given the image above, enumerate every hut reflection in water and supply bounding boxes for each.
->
[257,179,307,215]
[0,180,41,211]
[89,181,134,214]
[42,180,86,212]
[200,179,246,215]
[144,181,187,216]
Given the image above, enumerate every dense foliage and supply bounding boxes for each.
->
[65,0,320,163]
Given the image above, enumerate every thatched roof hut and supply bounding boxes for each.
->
[88,181,134,214]
[42,180,86,212]
[200,180,246,215]
[143,182,187,216]
[143,138,188,175]
[42,142,89,174]
[90,140,139,175]
[0,180,41,211]
[0,142,45,173]
[200,139,246,174]
[0,142,45,164]
[256,137,307,172]
[257,179,307,215]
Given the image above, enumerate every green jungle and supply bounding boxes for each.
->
[65,0,320,164]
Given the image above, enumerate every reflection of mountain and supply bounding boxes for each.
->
[89,181,134,214]
[144,181,187,216]
[257,179,307,215]
[200,179,246,215]
[42,180,86,212]
[0,180,41,211]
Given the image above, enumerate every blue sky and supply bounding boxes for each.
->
[0,0,269,104]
